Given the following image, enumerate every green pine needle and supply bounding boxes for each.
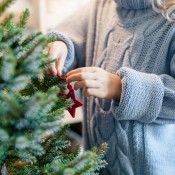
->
[0,0,16,16]
[18,9,30,29]
[0,1,107,174]
[1,13,14,26]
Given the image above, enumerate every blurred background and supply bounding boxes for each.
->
[7,0,89,33]
[5,0,90,128]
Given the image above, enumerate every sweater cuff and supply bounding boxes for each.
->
[47,31,76,74]
[112,67,164,123]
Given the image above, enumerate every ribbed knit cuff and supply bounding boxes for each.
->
[112,67,164,123]
[47,31,76,74]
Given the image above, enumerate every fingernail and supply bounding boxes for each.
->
[53,71,57,76]
[50,69,56,76]
[61,74,67,79]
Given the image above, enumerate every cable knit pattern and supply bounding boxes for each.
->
[112,67,164,123]
[51,0,175,174]
[115,0,151,9]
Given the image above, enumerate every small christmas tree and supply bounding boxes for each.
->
[0,0,107,174]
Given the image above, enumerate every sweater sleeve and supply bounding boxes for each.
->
[48,3,90,74]
[112,54,175,123]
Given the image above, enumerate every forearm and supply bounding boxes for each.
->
[112,67,175,123]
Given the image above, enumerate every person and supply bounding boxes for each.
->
[47,0,175,174]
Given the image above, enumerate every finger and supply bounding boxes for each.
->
[48,44,62,76]
[49,62,57,76]
[56,55,66,77]
[66,72,97,83]
[49,43,61,57]
[83,88,100,97]
[74,80,100,90]
[66,67,98,77]
[44,69,50,75]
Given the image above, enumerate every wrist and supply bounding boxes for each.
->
[113,75,122,100]
[116,76,122,99]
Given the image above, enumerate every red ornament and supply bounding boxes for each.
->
[60,83,83,118]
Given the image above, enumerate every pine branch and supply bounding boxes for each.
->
[1,13,14,26]
[17,34,47,63]
[20,75,66,96]
[1,92,23,118]
[0,44,17,82]
[18,9,30,28]
[0,145,8,166]
[0,1,107,174]
[4,29,23,47]
[21,32,42,46]
[0,0,16,16]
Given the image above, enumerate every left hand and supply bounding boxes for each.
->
[66,67,122,99]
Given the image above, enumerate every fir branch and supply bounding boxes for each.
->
[1,92,24,118]
[41,75,66,93]
[11,75,32,92]
[6,30,23,47]
[18,9,30,29]
[0,0,16,16]
[0,1,107,174]
[1,13,14,26]
[19,84,35,96]
[21,32,42,46]
[17,35,47,64]
[20,75,66,96]
[38,126,70,164]
[64,143,108,175]
[0,145,8,166]
[0,43,17,82]
[2,28,23,48]
[47,34,57,44]
[62,146,81,163]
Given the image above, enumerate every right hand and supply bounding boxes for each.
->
[47,41,68,77]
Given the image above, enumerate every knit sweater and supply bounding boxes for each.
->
[49,0,175,174]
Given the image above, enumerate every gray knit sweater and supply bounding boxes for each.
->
[49,0,175,174]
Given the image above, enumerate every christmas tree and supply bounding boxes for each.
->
[0,0,107,174]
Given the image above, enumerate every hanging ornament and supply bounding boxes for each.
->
[65,83,83,118]
[59,79,83,118]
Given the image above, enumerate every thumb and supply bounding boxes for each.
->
[48,41,68,77]
[56,50,67,77]
[48,47,61,76]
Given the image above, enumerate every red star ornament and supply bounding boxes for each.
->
[65,83,83,118]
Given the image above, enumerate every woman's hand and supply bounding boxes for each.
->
[46,41,68,77]
[66,67,122,99]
